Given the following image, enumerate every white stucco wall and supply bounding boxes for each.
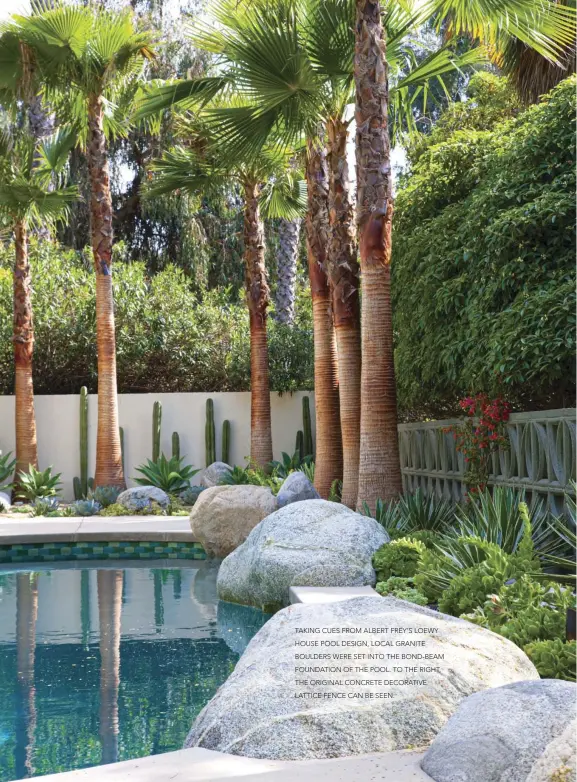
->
[0,391,315,500]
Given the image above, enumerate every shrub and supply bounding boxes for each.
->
[375,576,428,606]
[393,76,576,418]
[524,639,576,681]
[219,464,283,495]
[0,243,314,395]
[372,538,426,582]
[99,503,132,517]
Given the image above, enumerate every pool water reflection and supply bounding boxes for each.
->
[0,563,269,780]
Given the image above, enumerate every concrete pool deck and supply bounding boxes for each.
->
[0,515,193,544]
[37,747,431,782]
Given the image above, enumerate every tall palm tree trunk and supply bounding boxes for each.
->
[327,117,361,509]
[306,138,343,498]
[87,95,125,489]
[354,0,402,512]
[97,569,123,765]
[274,218,300,325]
[243,178,273,468]
[13,219,38,480]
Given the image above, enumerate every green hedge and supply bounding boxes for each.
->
[0,241,313,395]
[392,75,576,419]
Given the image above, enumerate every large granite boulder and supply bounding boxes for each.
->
[276,471,320,508]
[117,486,169,512]
[190,485,277,558]
[217,499,388,610]
[527,719,576,782]
[199,462,233,488]
[422,679,577,782]
[185,596,538,760]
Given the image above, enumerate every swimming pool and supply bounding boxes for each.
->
[0,563,268,781]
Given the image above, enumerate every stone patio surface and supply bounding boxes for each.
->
[0,515,193,544]
[36,748,431,782]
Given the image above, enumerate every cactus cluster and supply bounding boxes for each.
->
[73,387,94,500]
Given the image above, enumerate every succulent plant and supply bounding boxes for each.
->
[71,499,102,516]
[91,484,122,508]
[180,485,206,506]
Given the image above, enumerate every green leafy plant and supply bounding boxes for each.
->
[18,465,62,502]
[375,576,428,606]
[0,451,16,491]
[373,538,426,582]
[524,639,576,681]
[134,453,200,494]
[539,491,576,584]
[219,464,283,494]
[90,485,122,508]
[269,451,313,479]
[363,489,455,541]
[99,502,133,517]
[328,478,342,503]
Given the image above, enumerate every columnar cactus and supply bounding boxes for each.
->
[302,396,313,458]
[172,431,180,460]
[74,386,93,500]
[119,427,125,476]
[222,420,230,464]
[295,430,304,460]
[205,398,216,466]
[152,401,162,462]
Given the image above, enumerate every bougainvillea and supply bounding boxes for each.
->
[445,394,511,494]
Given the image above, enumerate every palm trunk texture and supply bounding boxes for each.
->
[87,95,125,489]
[16,573,38,779]
[306,138,343,498]
[274,218,300,325]
[327,116,361,509]
[355,0,402,512]
[13,219,38,480]
[244,179,273,469]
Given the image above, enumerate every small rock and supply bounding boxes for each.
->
[117,486,169,512]
[199,461,233,488]
[217,499,389,610]
[190,485,277,558]
[276,471,320,508]
[422,679,577,782]
[0,491,11,511]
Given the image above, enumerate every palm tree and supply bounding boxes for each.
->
[0,126,77,480]
[145,135,306,468]
[274,217,301,326]
[7,5,156,488]
[353,0,575,512]
[15,572,39,778]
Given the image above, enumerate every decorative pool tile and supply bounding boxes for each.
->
[0,540,206,564]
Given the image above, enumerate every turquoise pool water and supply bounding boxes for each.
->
[0,563,268,780]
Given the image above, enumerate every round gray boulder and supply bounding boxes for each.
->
[185,596,539,760]
[422,679,577,782]
[276,471,320,508]
[190,485,277,558]
[117,486,169,512]
[0,491,11,511]
[216,499,389,610]
[199,462,233,488]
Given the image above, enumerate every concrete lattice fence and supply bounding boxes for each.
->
[398,408,576,513]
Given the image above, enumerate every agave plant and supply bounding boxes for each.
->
[90,485,122,508]
[134,454,200,494]
[538,490,576,584]
[454,487,562,558]
[362,489,455,540]
[269,451,314,480]
[0,451,16,492]
[18,465,62,502]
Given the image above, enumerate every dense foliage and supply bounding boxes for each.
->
[0,240,314,395]
[393,74,576,419]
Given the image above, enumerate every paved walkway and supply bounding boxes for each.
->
[0,515,193,544]
[38,747,431,782]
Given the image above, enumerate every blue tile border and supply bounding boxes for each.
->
[0,540,206,564]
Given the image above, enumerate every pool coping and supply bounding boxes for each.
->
[0,515,196,544]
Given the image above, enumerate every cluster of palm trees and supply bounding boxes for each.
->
[0,0,573,508]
